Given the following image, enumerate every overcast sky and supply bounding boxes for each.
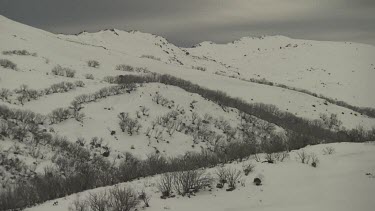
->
[0,0,374,46]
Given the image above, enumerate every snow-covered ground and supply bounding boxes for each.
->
[26,142,375,211]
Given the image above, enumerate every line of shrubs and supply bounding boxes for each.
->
[51,65,76,78]
[245,77,375,118]
[2,50,37,57]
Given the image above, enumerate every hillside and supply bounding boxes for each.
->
[0,15,374,211]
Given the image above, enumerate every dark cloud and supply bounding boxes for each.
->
[0,0,374,47]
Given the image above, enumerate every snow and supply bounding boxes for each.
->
[26,142,375,211]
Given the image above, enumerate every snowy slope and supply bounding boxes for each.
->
[26,142,375,211]
[188,36,375,108]
[1,15,374,130]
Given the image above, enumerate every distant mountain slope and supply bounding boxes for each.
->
[187,36,375,108]
[0,14,374,130]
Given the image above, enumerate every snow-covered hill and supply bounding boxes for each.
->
[27,142,375,211]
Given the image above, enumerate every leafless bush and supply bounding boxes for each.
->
[0,59,17,70]
[173,170,212,196]
[109,186,139,211]
[116,64,134,72]
[87,60,100,68]
[51,65,66,76]
[226,168,242,189]
[296,150,311,164]
[192,66,206,71]
[51,65,76,77]
[249,77,274,86]
[139,106,149,116]
[140,54,161,61]
[87,191,108,211]
[273,151,289,162]
[323,146,335,155]
[102,76,118,84]
[66,69,76,78]
[0,88,12,101]
[75,81,85,87]
[2,49,36,56]
[215,167,228,185]
[118,112,142,135]
[69,196,88,211]
[157,172,174,198]
[310,153,319,167]
[49,108,71,123]
[84,73,94,80]
[243,163,255,176]
[138,189,151,207]
[320,113,342,130]
[135,67,149,73]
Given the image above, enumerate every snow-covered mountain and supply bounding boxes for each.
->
[0,15,374,211]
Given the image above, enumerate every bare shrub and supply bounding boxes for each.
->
[140,54,161,61]
[215,167,228,186]
[116,64,134,72]
[296,150,311,164]
[2,50,36,56]
[157,173,174,198]
[51,65,76,77]
[51,65,66,76]
[138,189,151,207]
[75,81,85,87]
[0,59,17,70]
[87,60,100,68]
[84,73,94,80]
[320,113,342,130]
[49,108,71,123]
[66,69,76,78]
[173,170,212,196]
[102,76,118,84]
[87,191,108,211]
[69,196,88,211]
[118,112,142,135]
[243,163,255,176]
[273,151,289,162]
[192,66,206,71]
[310,153,319,167]
[0,88,12,101]
[323,146,335,155]
[226,168,242,190]
[109,186,139,211]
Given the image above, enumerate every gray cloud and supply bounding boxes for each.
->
[0,0,374,46]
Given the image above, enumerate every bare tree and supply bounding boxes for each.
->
[323,146,335,155]
[296,150,311,164]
